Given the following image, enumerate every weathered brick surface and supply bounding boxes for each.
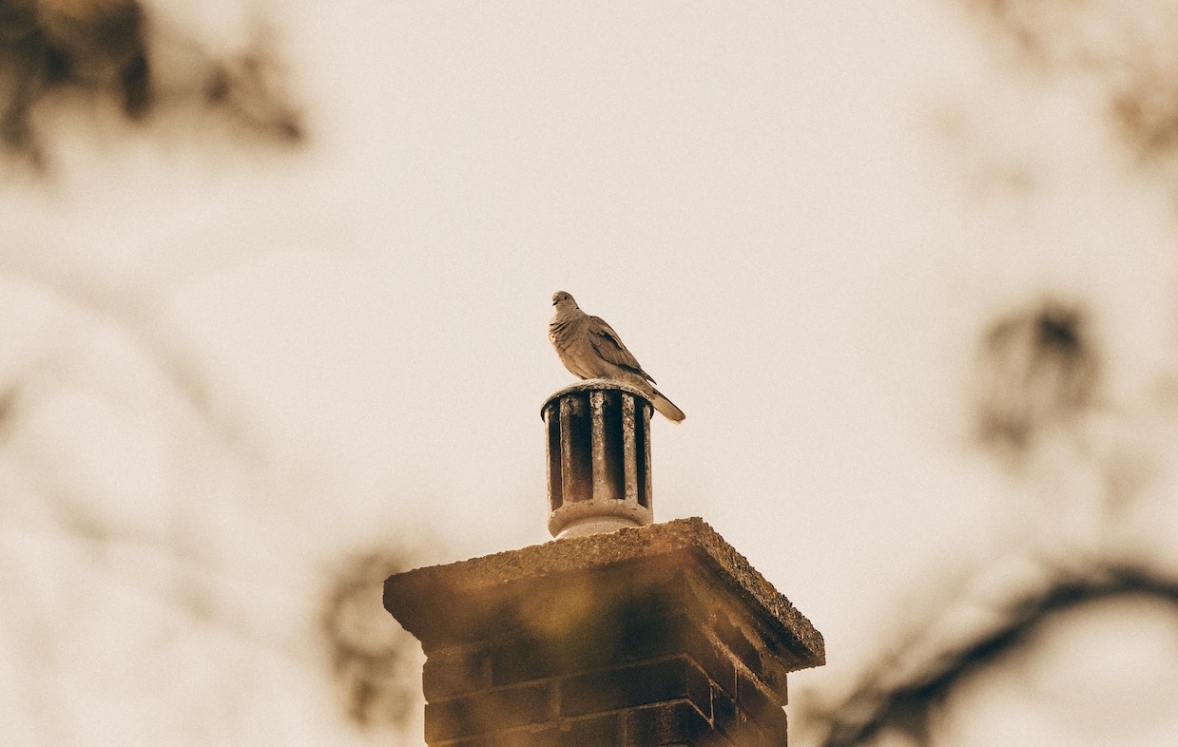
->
[426,682,555,742]
[438,713,621,747]
[623,701,711,746]
[711,687,785,747]
[683,572,794,704]
[711,682,736,734]
[486,638,555,689]
[712,608,762,678]
[678,619,740,700]
[560,656,712,719]
[387,518,824,746]
[424,646,492,701]
[735,668,788,735]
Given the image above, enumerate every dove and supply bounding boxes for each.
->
[548,291,686,423]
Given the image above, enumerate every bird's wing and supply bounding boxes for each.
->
[587,315,656,383]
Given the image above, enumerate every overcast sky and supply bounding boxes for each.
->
[5,1,1178,745]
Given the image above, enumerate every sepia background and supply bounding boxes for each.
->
[4,0,1178,745]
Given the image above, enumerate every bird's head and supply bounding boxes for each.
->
[551,291,578,310]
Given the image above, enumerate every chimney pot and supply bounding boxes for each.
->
[542,380,654,538]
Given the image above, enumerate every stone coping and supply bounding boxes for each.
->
[385,517,824,668]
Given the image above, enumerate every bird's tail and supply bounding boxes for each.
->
[651,388,686,423]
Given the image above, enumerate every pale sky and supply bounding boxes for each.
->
[4,0,1178,745]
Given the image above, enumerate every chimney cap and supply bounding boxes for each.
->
[540,377,651,418]
[542,379,656,538]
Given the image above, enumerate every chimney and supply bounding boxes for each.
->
[384,383,824,747]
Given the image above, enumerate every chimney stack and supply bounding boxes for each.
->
[384,382,825,746]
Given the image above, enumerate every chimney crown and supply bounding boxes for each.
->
[384,518,824,746]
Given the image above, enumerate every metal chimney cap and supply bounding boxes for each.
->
[542,380,656,539]
[540,378,652,419]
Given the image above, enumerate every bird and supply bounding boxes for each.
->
[548,291,686,423]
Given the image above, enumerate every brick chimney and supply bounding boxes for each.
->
[384,383,824,746]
